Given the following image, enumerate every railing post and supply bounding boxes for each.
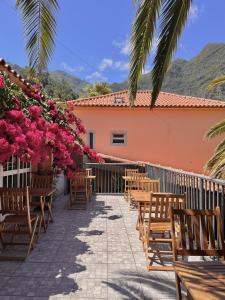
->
[199,178,204,210]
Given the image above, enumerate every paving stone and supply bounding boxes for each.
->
[0,194,175,299]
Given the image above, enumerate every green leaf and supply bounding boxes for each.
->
[129,0,161,106]
[208,75,225,91]
[16,0,59,73]
[206,119,225,140]
[151,0,192,107]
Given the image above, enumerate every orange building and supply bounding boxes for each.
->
[69,90,225,174]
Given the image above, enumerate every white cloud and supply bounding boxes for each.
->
[113,37,130,56]
[99,58,113,71]
[61,62,84,73]
[97,58,129,72]
[152,36,158,54]
[114,61,129,71]
[143,65,151,75]
[189,4,201,20]
[86,71,108,83]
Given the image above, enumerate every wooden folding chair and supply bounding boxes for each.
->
[31,173,54,227]
[128,178,160,210]
[124,169,139,199]
[170,207,225,300]
[69,174,88,209]
[133,179,160,229]
[0,187,40,261]
[126,172,149,202]
[142,192,186,270]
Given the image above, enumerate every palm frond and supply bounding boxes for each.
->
[151,0,192,108]
[206,153,225,179]
[206,148,225,170]
[206,119,225,140]
[129,0,161,106]
[208,75,225,90]
[16,0,59,73]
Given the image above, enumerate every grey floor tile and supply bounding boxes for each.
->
[0,194,175,300]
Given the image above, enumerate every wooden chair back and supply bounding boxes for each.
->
[31,174,53,189]
[0,187,32,232]
[147,193,186,222]
[136,179,160,193]
[0,187,30,215]
[125,169,138,176]
[70,175,87,192]
[171,207,225,260]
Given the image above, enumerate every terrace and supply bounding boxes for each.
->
[0,161,225,299]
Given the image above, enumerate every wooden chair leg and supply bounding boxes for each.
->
[26,217,39,259]
[175,273,182,300]
[47,198,53,227]
[36,215,42,243]
[0,224,5,249]
[40,196,47,231]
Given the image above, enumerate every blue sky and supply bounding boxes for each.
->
[0,0,224,83]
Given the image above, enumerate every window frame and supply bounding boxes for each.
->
[0,156,31,188]
[110,131,127,146]
[88,130,96,149]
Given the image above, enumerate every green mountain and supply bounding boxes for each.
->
[7,43,225,101]
[111,43,225,100]
[8,64,89,101]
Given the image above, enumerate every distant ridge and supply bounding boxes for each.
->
[5,43,225,101]
[111,43,225,101]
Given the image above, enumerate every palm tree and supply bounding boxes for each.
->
[129,0,192,107]
[16,0,59,73]
[205,120,225,179]
[86,82,112,97]
[208,75,225,90]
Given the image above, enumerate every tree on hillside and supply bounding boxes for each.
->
[129,0,192,107]
[16,0,59,73]
[86,82,112,97]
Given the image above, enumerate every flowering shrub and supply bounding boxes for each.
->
[0,72,102,178]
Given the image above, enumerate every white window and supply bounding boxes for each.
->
[111,132,127,145]
[0,156,31,188]
[88,131,95,149]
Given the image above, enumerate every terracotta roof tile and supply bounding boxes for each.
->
[68,90,225,108]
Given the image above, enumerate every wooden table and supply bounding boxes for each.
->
[174,261,225,300]
[30,188,55,231]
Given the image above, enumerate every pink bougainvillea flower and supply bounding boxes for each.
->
[6,110,25,123]
[32,84,41,91]
[29,105,43,120]
[0,75,5,89]
[48,100,56,108]
[65,112,75,124]
[29,92,42,102]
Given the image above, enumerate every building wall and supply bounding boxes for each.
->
[74,107,225,174]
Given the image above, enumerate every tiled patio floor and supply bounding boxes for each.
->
[0,194,176,300]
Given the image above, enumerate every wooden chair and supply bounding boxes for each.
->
[170,207,225,300]
[125,168,139,176]
[128,179,160,210]
[0,187,40,260]
[69,174,88,209]
[30,173,54,228]
[124,169,139,198]
[125,172,149,201]
[142,192,186,270]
